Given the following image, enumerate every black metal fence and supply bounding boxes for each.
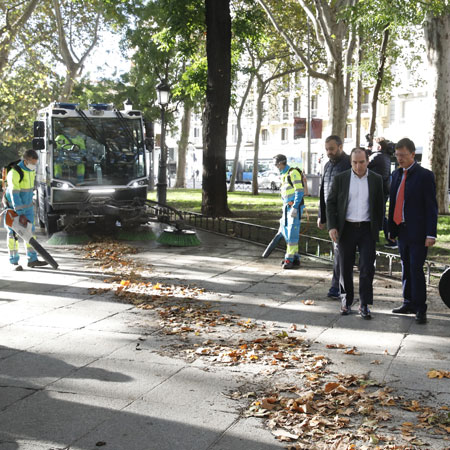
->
[170,210,447,287]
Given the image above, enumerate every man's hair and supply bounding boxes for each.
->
[23,149,39,160]
[273,154,287,164]
[395,138,415,153]
[350,147,369,161]
[325,135,343,146]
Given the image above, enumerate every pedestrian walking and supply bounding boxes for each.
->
[388,138,438,324]
[326,148,384,319]
[317,135,351,299]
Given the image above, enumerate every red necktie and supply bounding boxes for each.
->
[393,169,407,225]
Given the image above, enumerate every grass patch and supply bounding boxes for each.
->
[149,188,450,262]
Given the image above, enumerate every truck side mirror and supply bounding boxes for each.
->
[32,138,45,150]
[34,121,45,138]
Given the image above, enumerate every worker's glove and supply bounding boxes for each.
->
[290,208,298,218]
[19,215,29,226]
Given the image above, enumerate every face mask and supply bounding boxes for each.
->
[25,162,37,171]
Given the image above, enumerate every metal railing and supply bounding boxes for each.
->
[167,210,447,287]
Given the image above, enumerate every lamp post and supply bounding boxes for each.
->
[156,80,170,205]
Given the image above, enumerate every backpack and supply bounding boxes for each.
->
[1,160,24,208]
[286,167,309,204]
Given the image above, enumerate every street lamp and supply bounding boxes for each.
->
[156,80,170,204]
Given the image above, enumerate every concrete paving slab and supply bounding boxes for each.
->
[0,325,66,351]
[84,310,161,334]
[385,357,450,392]
[49,358,182,400]
[312,326,404,356]
[32,329,140,359]
[142,366,246,412]
[73,399,238,450]
[0,386,35,411]
[209,417,284,450]
[0,350,98,389]
[398,334,450,360]
[0,390,130,446]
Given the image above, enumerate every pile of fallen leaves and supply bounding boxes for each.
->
[82,240,140,274]
[244,371,450,449]
[187,331,329,372]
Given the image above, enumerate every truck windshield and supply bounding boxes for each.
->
[52,117,146,186]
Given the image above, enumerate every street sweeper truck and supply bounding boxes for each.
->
[32,102,153,235]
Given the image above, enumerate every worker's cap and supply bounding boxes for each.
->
[273,154,287,165]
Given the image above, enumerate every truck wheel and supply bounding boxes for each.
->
[44,214,58,236]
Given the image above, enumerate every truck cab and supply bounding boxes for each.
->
[32,102,153,234]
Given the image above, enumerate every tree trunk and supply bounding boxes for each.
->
[355,34,362,147]
[424,13,450,214]
[61,66,79,101]
[175,103,192,188]
[202,0,232,216]
[369,27,390,139]
[229,71,254,192]
[252,78,265,195]
[328,65,347,138]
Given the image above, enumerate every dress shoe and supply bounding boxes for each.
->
[359,305,372,320]
[27,260,49,268]
[392,304,415,314]
[415,312,427,324]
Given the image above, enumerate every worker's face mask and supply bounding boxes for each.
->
[25,160,37,171]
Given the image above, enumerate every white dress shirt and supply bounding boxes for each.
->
[346,170,370,222]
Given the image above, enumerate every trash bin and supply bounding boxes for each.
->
[305,174,321,197]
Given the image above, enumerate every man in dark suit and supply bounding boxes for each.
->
[317,135,351,299]
[388,138,438,324]
[327,148,384,319]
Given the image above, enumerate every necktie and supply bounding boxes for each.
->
[393,169,407,225]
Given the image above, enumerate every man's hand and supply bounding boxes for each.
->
[329,228,339,242]
[317,217,325,230]
[425,238,436,247]
[290,208,298,218]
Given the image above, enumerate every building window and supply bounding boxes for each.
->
[281,128,288,142]
[231,124,238,143]
[261,129,269,144]
[345,124,352,139]
[294,97,301,116]
[194,127,200,138]
[311,95,318,118]
[362,89,370,113]
[282,98,289,120]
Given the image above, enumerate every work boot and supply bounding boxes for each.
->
[293,258,300,267]
[281,259,294,269]
[27,260,49,268]
[11,263,23,271]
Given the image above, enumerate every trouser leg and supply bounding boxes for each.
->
[331,242,340,291]
[338,225,357,307]
[357,229,376,306]
[397,237,411,304]
[408,242,428,314]
[7,227,20,264]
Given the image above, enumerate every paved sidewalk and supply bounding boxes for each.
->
[0,226,449,450]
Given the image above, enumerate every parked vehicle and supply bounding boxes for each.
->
[257,170,280,190]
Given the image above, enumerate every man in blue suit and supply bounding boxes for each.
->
[388,138,438,324]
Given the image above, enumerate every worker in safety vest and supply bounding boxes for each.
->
[4,149,49,270]
[54,132,86,183]
[273,154,305,269]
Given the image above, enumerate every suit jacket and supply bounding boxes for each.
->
[326,169,384,242]
[388,162,438,243]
